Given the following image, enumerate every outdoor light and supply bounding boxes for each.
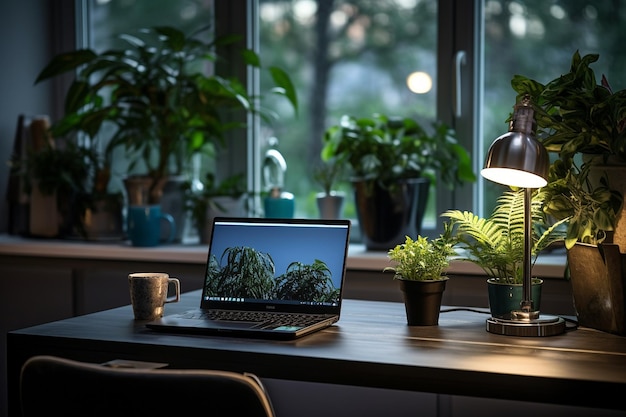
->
[481,95,566,337]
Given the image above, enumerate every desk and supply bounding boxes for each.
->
[9,291,625,416]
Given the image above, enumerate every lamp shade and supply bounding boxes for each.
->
[481,131,549,188]
[481,97,549,188]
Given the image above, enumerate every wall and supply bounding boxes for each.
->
[0,1,63,235]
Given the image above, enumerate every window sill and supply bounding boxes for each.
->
[0,235,567,279]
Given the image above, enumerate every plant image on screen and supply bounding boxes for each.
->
[275,260,339,303]
[205,246,339,303]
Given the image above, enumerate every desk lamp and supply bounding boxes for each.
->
[481,95,566,337]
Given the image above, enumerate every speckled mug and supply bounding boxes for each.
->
[128,272,180,320]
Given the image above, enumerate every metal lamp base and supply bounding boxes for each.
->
[486,313,566,337]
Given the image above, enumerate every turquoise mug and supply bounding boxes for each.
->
[127,205,176,247]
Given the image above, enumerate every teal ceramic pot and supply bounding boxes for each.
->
[487,278,543,319]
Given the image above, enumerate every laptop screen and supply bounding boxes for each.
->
[200,217,351,314]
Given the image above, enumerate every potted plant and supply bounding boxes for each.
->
[321,113,475,250]
[184,172,247,244]
[510,50,626,334]
[34,25,298,207]
[441,188,567,318]
[10,133,123,240]
[312,156,346,219]
[383,226,457,326]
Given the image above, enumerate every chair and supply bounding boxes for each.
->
[19,355,276,417]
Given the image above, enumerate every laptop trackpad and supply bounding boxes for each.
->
[212,320,263,329]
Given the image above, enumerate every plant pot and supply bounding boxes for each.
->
[353,178,430,251]
[487,278,543,319]
[123,175,167,205]
[69,193,124,241]
[567,242,626,336]
[316,192,345,219]
[398,277,448,326]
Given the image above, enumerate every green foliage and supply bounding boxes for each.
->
[207,246,276,299]
[35,25,298,203]
[538,160,622,249]
[511,51,625,248]
[384,226,457,281]
[312,156,345,195]
[321,113,475,191]
[275,259,339,303]
[442,189,568,284]
[205,246,339,303]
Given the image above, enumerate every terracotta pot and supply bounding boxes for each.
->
[398,277,448,326]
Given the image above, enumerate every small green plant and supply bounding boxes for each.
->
[442,188,568,284]
[312,156,344,195]
[384,226,456,281]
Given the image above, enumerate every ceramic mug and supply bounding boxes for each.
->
[128,272,181,320]
[127,205,175,247]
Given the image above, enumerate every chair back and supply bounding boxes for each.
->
[20,355,275,417]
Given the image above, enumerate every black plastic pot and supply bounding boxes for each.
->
[398,277,448,326]
[353,178,430,251]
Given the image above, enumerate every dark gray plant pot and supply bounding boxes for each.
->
[486,278,543,319]
[398,277,448,326]
[567,242,626,336]
[316,192,345,219]
[353,178,430,251]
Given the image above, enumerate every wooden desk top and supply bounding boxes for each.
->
[8,290,626,412]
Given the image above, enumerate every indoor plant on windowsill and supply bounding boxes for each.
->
[383,226,457,326]
[183,172,248,244]
[511,50,626,334]
[312,156,346,220]
[35,25,297,237]
[441,188,567,319]
[321,113,476,251]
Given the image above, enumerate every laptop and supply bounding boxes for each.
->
[147,217,351,340]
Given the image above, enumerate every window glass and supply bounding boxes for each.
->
[84,0,215,194]
[258,0,440,227]
[481,0,626,215]
[81,0,626,238]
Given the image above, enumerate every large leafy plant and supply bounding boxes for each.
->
[35,25,297,203]
[442,189,568,284]
[511,51,625,248]
[321,114,475,190]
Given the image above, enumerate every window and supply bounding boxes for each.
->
[79,0,626,240]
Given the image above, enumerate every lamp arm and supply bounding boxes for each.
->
[521,187,533,312]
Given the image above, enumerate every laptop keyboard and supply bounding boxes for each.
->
[181,310,330,327]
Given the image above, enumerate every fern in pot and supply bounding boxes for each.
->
[441,188,567,318]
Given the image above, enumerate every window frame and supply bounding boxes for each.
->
[64,0,483,236]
